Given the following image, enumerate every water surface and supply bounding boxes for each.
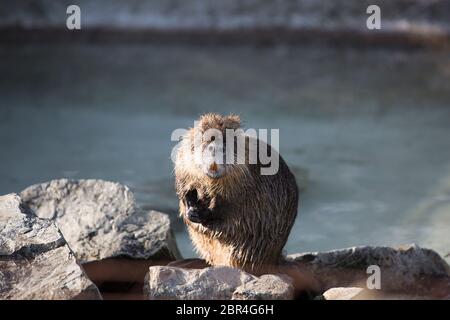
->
[1,43,449,260]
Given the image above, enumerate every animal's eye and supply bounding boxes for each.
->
[210,136,215,142]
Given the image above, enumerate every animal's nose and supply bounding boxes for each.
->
[210,162,218,172]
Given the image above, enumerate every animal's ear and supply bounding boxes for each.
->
[224,114,241,129]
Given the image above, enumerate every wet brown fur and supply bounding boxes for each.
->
[174,113,299,275]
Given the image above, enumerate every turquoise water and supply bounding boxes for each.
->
[1,43,449,260]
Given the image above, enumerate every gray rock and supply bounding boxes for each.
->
[0,194,101,300]
[288,244,450,298]
[321,286,450,300]
[322,287,365,300]
[20,179,181,263]
[145,245,450,300]
[232,274,294,300]
[144,266,256,300]
[144,266,296,300]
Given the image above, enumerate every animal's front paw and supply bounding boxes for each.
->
[186,207,212,224]
[185,189,199,208]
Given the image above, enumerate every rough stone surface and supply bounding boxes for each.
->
[144,266,256,300]
[146,245,450,300]
[0,194,101,300]
[232,274,295,300]
[322,287,365,300]
[20,179,181,263]
[321,286,450,300]
[288,244,450,298]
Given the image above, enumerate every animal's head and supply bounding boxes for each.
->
[185,113,243,179]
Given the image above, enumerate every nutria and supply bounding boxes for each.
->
[174,113,299,275]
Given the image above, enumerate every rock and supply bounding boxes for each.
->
[20,179,181,263]
[322,287,365,300]
[145,266,257,300]
[0,194,101,300]
[321,286,450,300]
[144,265,296,300]
[232,274,294,300]
[288,244,450,298]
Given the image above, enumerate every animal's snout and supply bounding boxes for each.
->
[209,162,218,172]
[202,142,226,178]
